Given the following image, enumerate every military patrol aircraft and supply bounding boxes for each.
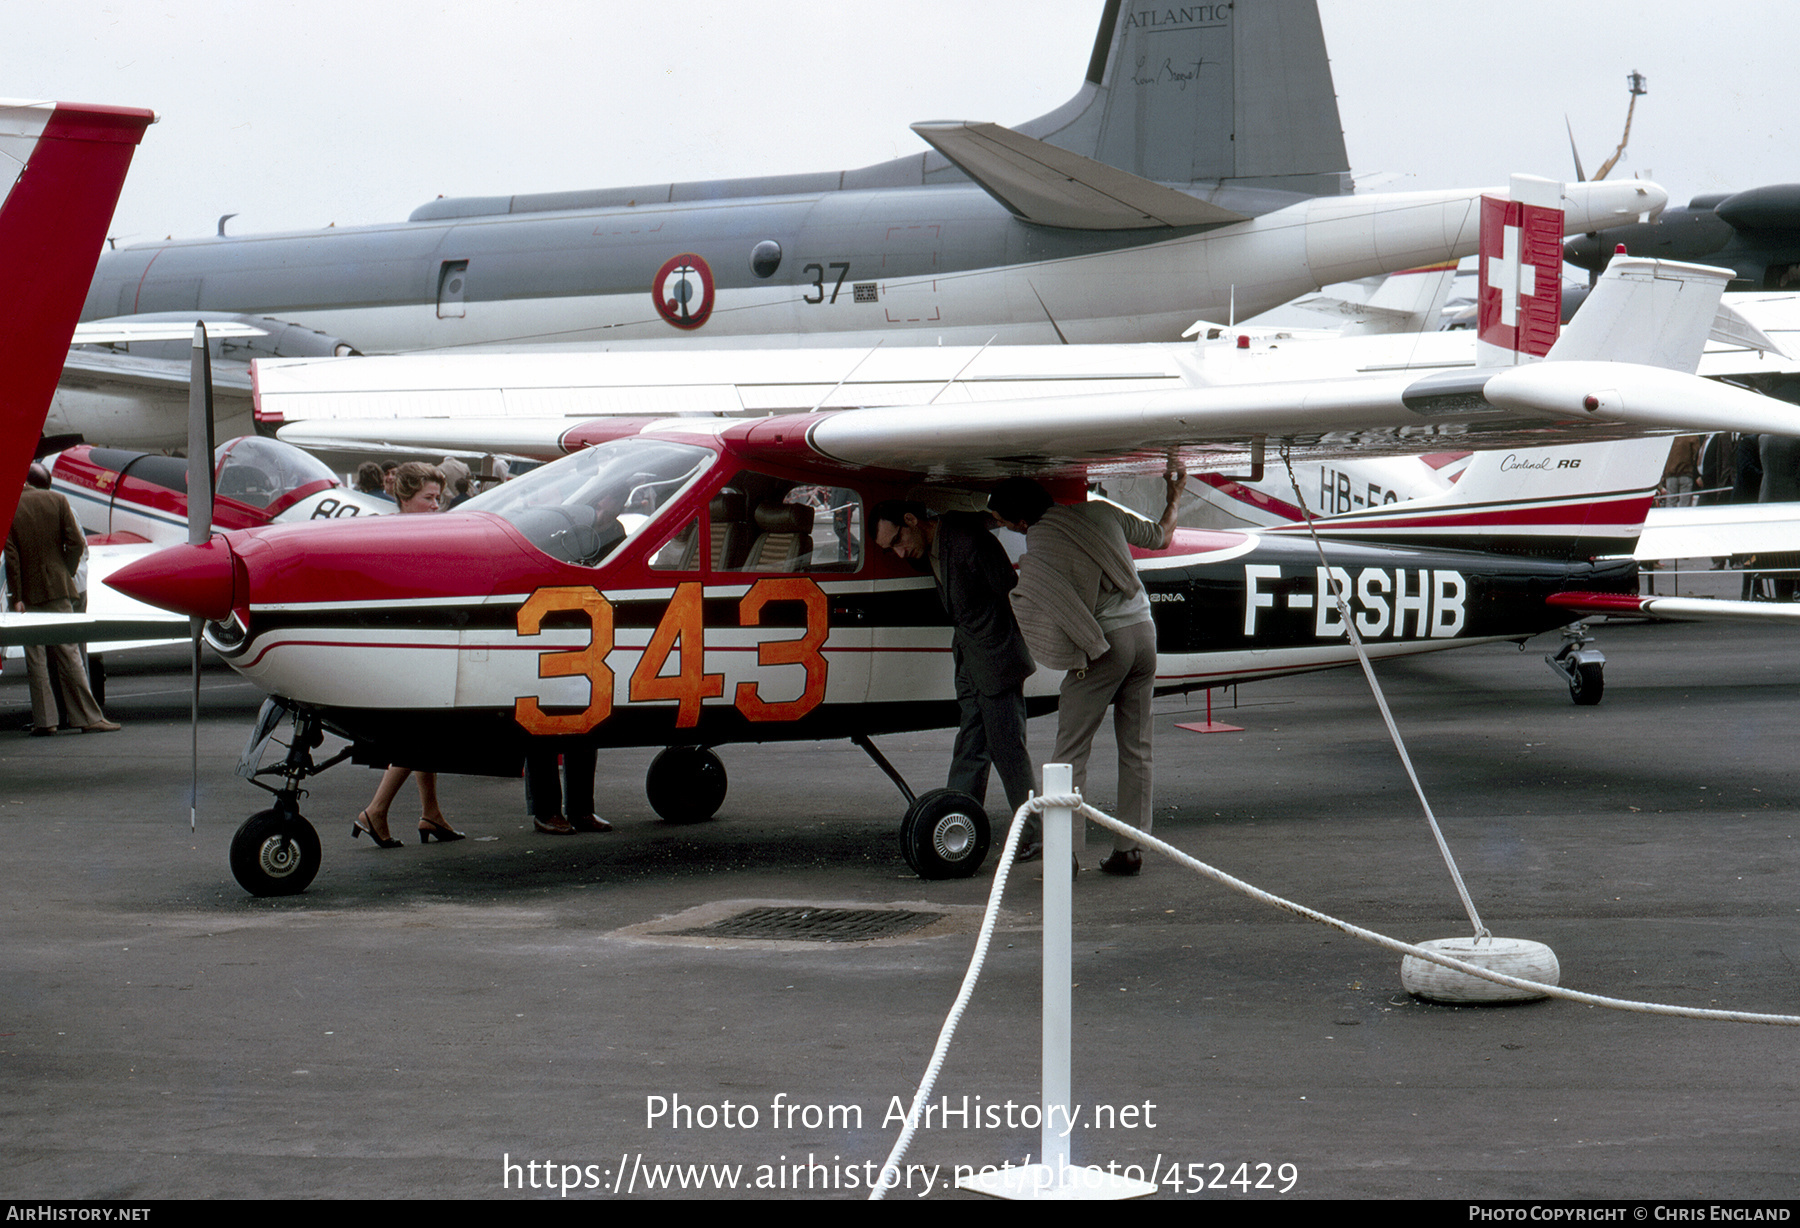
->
[1566,184,1800,291]
[50,0,1661,452]
[107,222,1800,896]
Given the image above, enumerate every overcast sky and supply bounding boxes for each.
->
[0,1,1792,245]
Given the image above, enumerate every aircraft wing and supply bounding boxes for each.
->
[1634,502,1800,561]
[909,121,1250,230]
[0,609,187,648]
[0,541,191,649]
[62,348,254,395]
[778,361,1800,480]
[72,321,268,346]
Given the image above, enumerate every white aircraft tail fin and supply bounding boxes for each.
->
[1547,256,1734,373]
[0,100,155,539]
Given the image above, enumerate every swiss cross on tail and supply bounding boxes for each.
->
[1477,177,1564,363]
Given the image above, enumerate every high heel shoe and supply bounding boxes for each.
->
[352,810,404,849]
[418,816,466,843]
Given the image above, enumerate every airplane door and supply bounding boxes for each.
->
[874,223,943,327]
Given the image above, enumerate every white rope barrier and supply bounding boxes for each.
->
[868,802,1031,1200]
[872,792,1800,1198]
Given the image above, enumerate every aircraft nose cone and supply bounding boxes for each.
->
[105,537,239,620]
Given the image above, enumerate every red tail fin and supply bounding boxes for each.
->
[1477,174,1564,366]
[0,101,156,539]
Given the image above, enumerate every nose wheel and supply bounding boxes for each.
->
[229,807,321,896]
[230,700,351,897]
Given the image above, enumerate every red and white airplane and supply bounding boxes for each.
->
[107,191,1800,897]
[8,437,394,655]
[49,435,390,547]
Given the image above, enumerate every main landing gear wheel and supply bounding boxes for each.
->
[900,789,990,880]
[229,809,321,897]
[646,745,728,823]
[1568,661,1604,706]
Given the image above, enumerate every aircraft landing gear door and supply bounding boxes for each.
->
[437,259,469,319]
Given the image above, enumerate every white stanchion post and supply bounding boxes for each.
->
[1041,763,1073,1178]
[958,765,1154,1200]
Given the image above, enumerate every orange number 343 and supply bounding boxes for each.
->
[512,578,830,735]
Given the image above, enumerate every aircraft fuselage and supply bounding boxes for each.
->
[120,431,1632,778]
[84,182,1613,352]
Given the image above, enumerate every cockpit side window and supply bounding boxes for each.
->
[711,470,861,574]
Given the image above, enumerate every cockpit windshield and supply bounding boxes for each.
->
[213,437,339,509]
[460,438,713,567]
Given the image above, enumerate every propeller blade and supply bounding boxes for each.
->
[1564,116,1587,183]
[187,323,214,544]
[187,321,216,832]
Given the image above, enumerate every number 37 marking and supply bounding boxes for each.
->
[512,578,830,735]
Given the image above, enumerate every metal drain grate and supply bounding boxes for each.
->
[670,906,943,943]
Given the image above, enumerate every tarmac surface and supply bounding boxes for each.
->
[2,588,1796,1200]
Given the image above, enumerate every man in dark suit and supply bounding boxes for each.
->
[875,500,1037,851]
[5,464,119,735]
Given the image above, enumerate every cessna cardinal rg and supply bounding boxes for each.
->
[51,0,1662,452]
[107,248,1800,898]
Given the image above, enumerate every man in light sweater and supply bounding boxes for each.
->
[989,469,1182,875]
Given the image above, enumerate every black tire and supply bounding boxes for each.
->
[229,809,321,897]
[901,789,990,879]
[1569,661,1604,706]
[646,745,727,823]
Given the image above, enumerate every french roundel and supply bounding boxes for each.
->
[652,253,715,330]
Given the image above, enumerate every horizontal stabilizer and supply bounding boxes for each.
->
[1549,257,1734,372]
[1709,300,1785,358]
[1547,591,1800,623]
[1635,502,1800,560]
[909,121,1249,231]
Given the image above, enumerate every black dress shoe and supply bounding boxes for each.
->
[1098,849,1142,876]
[534,815,577,835]
[571,814,613,833]
[1016,839,1044,864]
